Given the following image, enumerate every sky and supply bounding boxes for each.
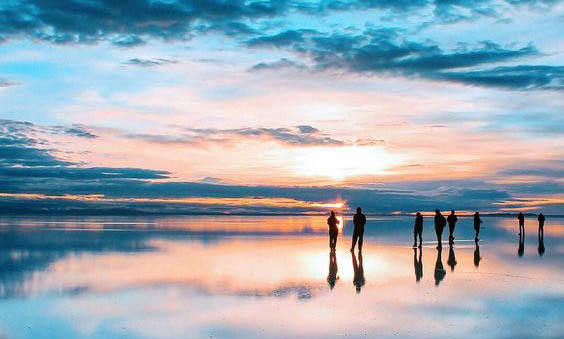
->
[0,0,563,214]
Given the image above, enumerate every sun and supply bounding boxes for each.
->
[292,146,404,180]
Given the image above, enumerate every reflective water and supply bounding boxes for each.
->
[1,216,563,338]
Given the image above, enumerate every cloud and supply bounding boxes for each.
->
[0,0,289,45]
[0,119,169,178]
[0,77,20,87]
[123,58,178,67]
[125,125,346,147]
[245,28,564,90]
[437,65,564,90]
[3,0,556,47]
[249,58,307,72]
[49,125,98,138]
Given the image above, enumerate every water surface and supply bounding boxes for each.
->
[1,215,563,338]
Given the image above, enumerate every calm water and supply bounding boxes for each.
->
[1,215,563,338]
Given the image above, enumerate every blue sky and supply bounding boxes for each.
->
[0,0,563,214]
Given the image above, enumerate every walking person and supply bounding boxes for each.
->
[473,212,482,242]
[434,209,446,248]
[327,210,340,250]
[350,207,366,252]
[518,212,525,235]
[413,212,423,248]
[447,210,458,245]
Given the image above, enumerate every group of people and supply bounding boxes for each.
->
[327,207,366,252]
[326,208,548,290]
[413,209,483,248]
[327,208,548,250]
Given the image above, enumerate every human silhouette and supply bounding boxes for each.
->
[473,212,482,242]
[518,231,525,257]
[413,247,423,283]
[327,250,339,289]
[434,209,446,248]
[413,212,423,248]
[434,246,446,286]
[447,244,457,272]
[327,210,340,250]
[518,212,525,235]
[538,213,545,256]
[474,242,481,267]
[447,210,458,245]
[350,207,366,252]
[352,251,365,293]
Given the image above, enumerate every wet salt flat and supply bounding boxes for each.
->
[1,215,563,338]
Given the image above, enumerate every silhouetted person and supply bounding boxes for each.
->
[474,242,481,267]
[518,212,525,235]
[327,250,338,289]
[350,207,366,252]
[447,210,458,244]
[434,246,446,286]
[538,213,545,256]
[447,244,457,272]
[413,247,423,283]
[327,210,340,250]
[413,212,423,248]
[538,213,545,235]
[434,209,446,248]
[518,231,525,258]
[352,251,365,293]
[473,212,482,242]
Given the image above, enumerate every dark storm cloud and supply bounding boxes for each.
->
[123,58,178,67]
[125,125,346,147]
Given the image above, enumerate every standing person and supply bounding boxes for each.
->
[473,212,482,242]
[447,210,458,245]
[434,209,446,248]
[413,212,423,248]
[350,207,366,252]
[518,212,525,235]
[327,210,340,250]
[538,213,545,236]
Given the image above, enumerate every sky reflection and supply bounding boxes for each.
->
[1,216,563,338]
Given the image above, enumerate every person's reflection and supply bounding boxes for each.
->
[352,251,365,293]
[413,248,423,283]
[518,232,525,258]
[447,244,457,272]
[474,242,481,267]
[327,250,339,289]
[434,246,446,286]
[538,230,545,256]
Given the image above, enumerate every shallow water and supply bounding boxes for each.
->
[1,215,563,338]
